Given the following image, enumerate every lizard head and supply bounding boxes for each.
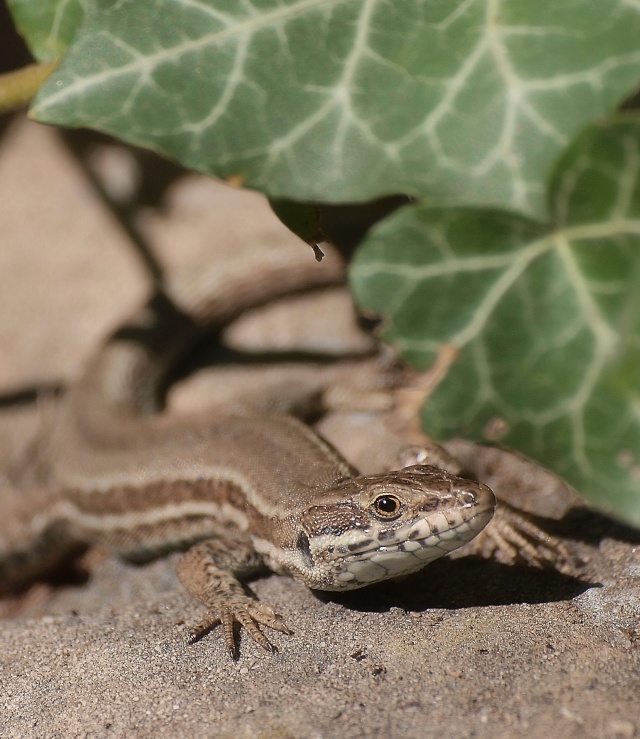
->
[294,464,495,591]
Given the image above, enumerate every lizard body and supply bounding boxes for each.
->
[0,252,496,657]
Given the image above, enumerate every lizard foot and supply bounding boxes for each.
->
[188,596,292,659]
[177,538,293,658]
[465,501,580,575]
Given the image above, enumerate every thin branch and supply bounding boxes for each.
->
[0,62,59,113]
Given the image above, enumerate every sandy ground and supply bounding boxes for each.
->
[0,117,639,739]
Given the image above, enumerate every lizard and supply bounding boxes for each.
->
[0,247,568,658]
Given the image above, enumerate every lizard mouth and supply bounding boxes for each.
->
[326,491,495,589]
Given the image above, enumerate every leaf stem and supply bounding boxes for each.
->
[0,62,59,113]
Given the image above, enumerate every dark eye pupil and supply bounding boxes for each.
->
[376,496,399,514]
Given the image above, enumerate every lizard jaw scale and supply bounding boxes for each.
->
[331,504,494,588]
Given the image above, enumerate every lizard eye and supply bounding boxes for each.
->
[372,494,402,519]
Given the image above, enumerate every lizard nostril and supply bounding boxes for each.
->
[459,490,477,506]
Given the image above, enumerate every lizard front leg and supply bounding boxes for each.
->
[176,534,292,658]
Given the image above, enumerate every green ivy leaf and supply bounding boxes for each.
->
[351,118,640,525]
[7,0,87,62]
[31,0,640,218]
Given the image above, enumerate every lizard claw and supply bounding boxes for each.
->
[187,596,292,659]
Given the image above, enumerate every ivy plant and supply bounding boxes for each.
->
[6,0,640,525]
